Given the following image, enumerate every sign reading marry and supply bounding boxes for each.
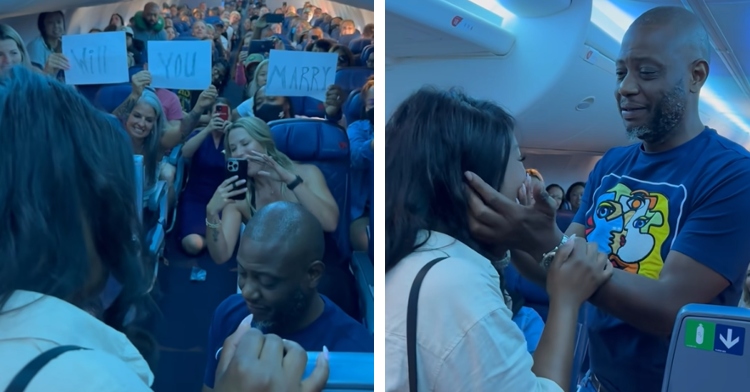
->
[148,40,212,90]
[62,32,129,85]
[266,50,337,102]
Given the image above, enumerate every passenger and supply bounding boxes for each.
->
[545,183,565,210]
[203,201,373,391]
[205,116,339,265]
[385,87,612,391]
[0,65,156,391]
[338,20,356,37]
[192,20,209,39]
[0,24,31,74]
[110,13,125,28]
[464,7,750,392]
[347,78,374,252]
[132,2,168,42]
[26,11,70,79]
[251,85,346,123]
[563,181,584,212]
[308,38,335,53]
[178,98,232,255]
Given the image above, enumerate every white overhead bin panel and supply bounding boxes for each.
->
[0,0,126,19]
[385,0,516,59]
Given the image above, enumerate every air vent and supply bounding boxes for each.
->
[576,96,596,111]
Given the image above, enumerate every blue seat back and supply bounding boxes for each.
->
[134,155,144,221]
[343,89,362,125]
[556,209,575,232]
[504,263,549,321]
[662,304,750,391]
[269,119,351,263]
[367,163,374,264]
[95,83,132,113]
[204,16,221,25]
[349,38,372,56]
[77,85,102,105]
[288,96,327,118]
[174,34,200,40]
[304,352,373,391]
[360,45,373,66]
[338,32,360,47]
[572,304,590,391]
[334,67,373,98]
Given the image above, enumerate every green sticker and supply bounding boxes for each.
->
[684,320,715,351]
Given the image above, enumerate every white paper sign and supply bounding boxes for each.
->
[62,32,129,85]
[266,50,337,101]
[148,40,212,90]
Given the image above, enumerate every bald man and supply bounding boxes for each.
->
[202,202,373,392]
[557,6,750,391]
[132,2,167,42]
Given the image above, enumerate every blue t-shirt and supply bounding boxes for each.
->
[203,293,373,388]
[347,120,374,220]
[575,128,750,392]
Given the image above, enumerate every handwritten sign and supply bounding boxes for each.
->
[148,40,212,90]
[266,50,337,101]
[62,32,129,85]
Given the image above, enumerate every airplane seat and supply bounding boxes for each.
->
[334,67,374,98]
[94,83,132,113]
[204,16,221,25]
[352,163,375,332]
[556,209,576,232]
[145,179,168,289]
[338,32,360,47]
[343,89,362,125]
[662,304,750,391]
[349,38,372,56]
[267,118,352,263]
[174,35,200,41]
[288,96,327,118]
[360,45,373,66]
[304,352,373,391]
[76,85,102,105]
[129,65,145,77]
[166,144,186,233]
[174,21,191,34]
[504,263,550,321]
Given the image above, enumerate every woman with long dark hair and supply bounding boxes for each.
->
[384,87,612,391]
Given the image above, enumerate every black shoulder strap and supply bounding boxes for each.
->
[5,345,89,392]
[407,256,449,392]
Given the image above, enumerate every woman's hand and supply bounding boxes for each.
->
[249,151,297,184]
[546,235,613,306]
[131,70,152,97]
[213,315,329,392]
[324,85,345,115]
[465,171,562,258]
[207,175,248,215]
[44,53,70,75]
[205,112,228,133]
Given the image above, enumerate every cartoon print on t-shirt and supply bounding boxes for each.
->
[584,174,687,279]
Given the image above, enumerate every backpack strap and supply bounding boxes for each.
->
[407,256,449,391]
[5,345,89,392]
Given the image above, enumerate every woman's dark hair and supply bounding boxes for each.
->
[385,87,515,272]
[565,181,586,202]
[110,13,125,26]
[311,38,335,52]
[330,44,355,68]
[252,86,295,118]
[0,66,156,365]
[37,11,65,39]
[546,183,565,210]
[103,24,118,32]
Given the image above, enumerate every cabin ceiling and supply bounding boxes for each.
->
[0,0,127,19]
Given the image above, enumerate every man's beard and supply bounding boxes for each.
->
[252,289,309,333]
[626,82,686,145]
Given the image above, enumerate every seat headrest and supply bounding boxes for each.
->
[343,89,362,124]
[349,38,372,54]
[269,119,348,161]
[95,83,132,113]
[173,34,200,40]
[334,67,373,96]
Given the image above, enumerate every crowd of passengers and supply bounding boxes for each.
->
[0,0,373,391]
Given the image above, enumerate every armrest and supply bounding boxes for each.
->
[167,143,183,166]
[146,181,168,213]
[168,144,186,194]
[351,251,374,333]
[303,352,373,391]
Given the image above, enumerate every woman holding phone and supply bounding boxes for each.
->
[205,117,339,265]
[177,98,232,255]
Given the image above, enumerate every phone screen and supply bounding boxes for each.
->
[265,13,284,24]
[216,105,229,121]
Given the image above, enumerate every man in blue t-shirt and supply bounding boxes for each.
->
[464,6,750,392]
[202,201,373,391]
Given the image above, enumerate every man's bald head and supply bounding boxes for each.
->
[143,2,161,26]
[145,2,160,13]
[628,6,711,63]
[243,201,325,263]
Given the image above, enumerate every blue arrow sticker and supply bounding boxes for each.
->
[713,324,744,356]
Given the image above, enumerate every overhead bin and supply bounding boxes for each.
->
[498,0,571,18]
[385,0,516,59]
[0,0,123,20]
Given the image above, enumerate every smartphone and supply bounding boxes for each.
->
[249,39,274,55]
[216,105,229,121]
[225,158,249,200]
[265,13,284,24]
